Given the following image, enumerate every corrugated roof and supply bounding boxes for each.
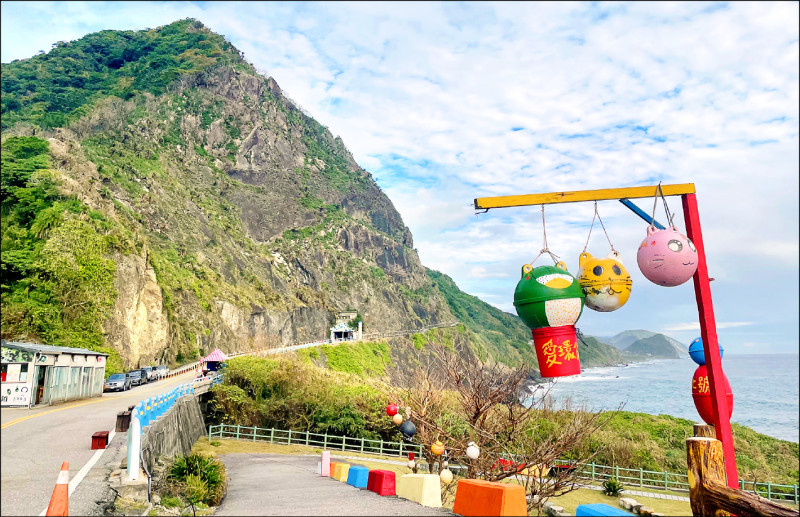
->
[1,340,108,356]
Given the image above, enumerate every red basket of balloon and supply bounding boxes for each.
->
[531,325,581,378]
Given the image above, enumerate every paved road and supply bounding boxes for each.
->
[216,454,452,516]
[0,372,195,516]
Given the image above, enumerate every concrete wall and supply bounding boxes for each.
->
[140,395,206,474]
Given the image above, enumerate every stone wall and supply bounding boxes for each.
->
[140,395,206,475]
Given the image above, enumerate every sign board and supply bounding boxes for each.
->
[1,382,32,406]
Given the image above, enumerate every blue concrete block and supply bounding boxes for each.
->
[576,503,635,516]
[346,465,369,488]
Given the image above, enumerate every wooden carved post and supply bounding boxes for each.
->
[687,437,731,517]
[687,437,799,517]
[694,424,716,438]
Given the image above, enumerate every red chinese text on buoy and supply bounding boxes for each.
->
[531,325,581,378]
[691,364,733,426]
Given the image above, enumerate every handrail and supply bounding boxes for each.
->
[207,423,799,504]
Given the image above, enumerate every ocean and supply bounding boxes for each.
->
[530,353,800,443]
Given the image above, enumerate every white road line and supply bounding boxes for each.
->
[38,429,117,516]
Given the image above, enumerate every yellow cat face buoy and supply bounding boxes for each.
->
[578,251,632,312]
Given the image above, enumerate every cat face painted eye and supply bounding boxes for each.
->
[612,264,622,275]
[668,240,683,252]
[592,265,603,276]
[687,240,696,252]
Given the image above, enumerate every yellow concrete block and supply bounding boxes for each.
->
[519,464,550,478]
[396,474,442,508]
[334,463,351,482]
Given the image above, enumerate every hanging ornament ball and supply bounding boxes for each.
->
[392,413,403,425]
[442,460,449,468]
[400,419,417,440]
[578,251,633,312]
[692,364,734,425]
[408,460,416,469]
[513,262,585,329]
[466,441,480,460]
[408,452,415,461]
[440,468,453,484]
[689,337,724,366]
[431,440,445,456]
[386,403,398,416]
[637,225,698,287]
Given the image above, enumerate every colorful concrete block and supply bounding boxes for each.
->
[367,469,396,496]
[329,461,338,478]
[576,503,634,516]
[320,451,331,477]
[396,474,442,508]
[452,479,527,517]
[334,463,351,482]
[347,465,369,488]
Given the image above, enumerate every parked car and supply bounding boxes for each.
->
[127,370,144,387]
[154,365,169,379]
[104,373,131,392]
[141,366,155,383]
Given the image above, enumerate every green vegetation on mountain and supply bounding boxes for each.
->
[624,334,685,359]
[1,18,248,130]
[1,136,123,374]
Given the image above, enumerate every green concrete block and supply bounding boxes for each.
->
[396,474,442,508]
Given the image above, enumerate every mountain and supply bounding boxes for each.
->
[1,19,458,374]
[623,334,688,359]
[603,330,687,353]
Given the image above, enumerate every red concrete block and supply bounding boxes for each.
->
[452,479,527,516]
[91,431,109,450]
[366,469,396,496]
[329,461,338,478]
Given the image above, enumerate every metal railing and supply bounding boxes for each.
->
[207,424,799,504]
[125,374,224,481]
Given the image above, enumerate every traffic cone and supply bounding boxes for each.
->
[46,461,69,516]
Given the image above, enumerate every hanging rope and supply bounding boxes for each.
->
[531,205,561,266]
[583,201,617,254]
[651,182,675,228]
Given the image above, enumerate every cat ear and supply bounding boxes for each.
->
[607,250,622,261]
[521,264,533,278]
[555,261,568,271]
[579,252,592,268]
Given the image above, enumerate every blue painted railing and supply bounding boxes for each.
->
[126,374,223,480]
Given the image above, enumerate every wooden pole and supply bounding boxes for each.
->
[682,193,738,488]
[694,424,716,438]
[687,437,798,517]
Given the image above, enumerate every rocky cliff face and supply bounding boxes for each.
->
[1,20,453,368]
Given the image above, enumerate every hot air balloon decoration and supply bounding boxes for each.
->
[431,440,445,456]
[689,337,724,366]
[514,261,585,377]
[577,251,632,312]
[386,403,398,416]
[392,413,403,425]
[400,419,416,441]
[637,225,698,287]
[465,442,480,460]
[692,364,733,425]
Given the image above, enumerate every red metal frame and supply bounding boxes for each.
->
[682,193,738,488]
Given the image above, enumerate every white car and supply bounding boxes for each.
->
[154,365,169,379]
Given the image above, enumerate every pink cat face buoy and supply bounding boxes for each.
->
[637,225,698,287]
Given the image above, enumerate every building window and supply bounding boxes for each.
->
[19,364,28,383]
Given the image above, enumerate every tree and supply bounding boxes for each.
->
[380,338,619,513]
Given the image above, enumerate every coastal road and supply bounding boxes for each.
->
[0,371,196,516]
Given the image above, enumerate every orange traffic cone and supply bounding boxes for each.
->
[46,461,69,516]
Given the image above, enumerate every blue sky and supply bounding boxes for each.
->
[2,1,798,354]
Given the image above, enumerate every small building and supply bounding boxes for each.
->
[336,310,359,325]
[1,340,108,408]
[330,311,363,342]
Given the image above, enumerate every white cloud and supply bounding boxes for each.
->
[661,322,756,332]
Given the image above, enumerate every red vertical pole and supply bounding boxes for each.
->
[682,193,739,488]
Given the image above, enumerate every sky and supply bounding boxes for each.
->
[2,1,798,355]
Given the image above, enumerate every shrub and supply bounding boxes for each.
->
[602,478,624,496]
[169,453,226,506]
[161,495,182,508]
